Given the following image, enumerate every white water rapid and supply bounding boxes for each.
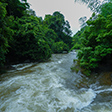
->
[0,51,112,112]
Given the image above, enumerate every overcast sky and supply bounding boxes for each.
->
[27,0,92,35]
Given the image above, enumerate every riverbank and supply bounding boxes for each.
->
[70,50,112,86]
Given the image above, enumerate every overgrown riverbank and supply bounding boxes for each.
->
[71,50,112,86]
[0,0,72,73]
[71,2,112,76]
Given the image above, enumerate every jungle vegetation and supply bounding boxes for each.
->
[0,0,72,72]
[1,0,112,76]
[72,0,112,75]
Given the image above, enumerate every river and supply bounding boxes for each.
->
[0,51,112,112]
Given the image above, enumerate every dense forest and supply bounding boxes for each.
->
[0,0,72,72]
[1,0,112,76]
[72,0,112,75]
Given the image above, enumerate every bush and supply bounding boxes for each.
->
[77,13,112,75]
[52,41,69,53]
[7,16,52,63]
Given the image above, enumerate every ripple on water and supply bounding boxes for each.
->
[0,72,97,112]
[0,53,112,112]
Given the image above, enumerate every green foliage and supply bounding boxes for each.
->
[71,1,112,75]
[44,28,57,51]
[75,2,112,75]
[71,27,86,50]
[2,0,29,17]
[100,2,112,17]
[7,16,51,62]
[43,11,72,48]
[0,2,7,20]
[0,0,30,68]
[70,43,81,50]
[52,41,69,53]
[0,2,14,67]
[0,0,72,73]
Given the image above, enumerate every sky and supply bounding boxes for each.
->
[27,0,92,35]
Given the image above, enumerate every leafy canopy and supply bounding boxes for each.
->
[72,1,112,75]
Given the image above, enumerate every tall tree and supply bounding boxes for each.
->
[75,2,112,75]
[1,0,29,17]
[43,11,72,47]
[7,15,52,62]
[0,2,14,67]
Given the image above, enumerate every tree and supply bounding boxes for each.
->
[43,11,72,48]
[0,1,73,73]
[0,2,14,67]
[1,0,29,17]
[26,9,36,16]
[74,0,112,12]
[79,16,87,28]
[74,0,103,13]
[100,2,112,17]
[52,41,69,53]
[71,27,86,50]
[44,28,57,51]
[7,16,52,63]
[76,4,112,75]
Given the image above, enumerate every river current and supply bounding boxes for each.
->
[0,51,112,112]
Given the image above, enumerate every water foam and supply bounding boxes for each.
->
[0,53,112,112]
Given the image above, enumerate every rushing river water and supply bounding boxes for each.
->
[0,51,112,112]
